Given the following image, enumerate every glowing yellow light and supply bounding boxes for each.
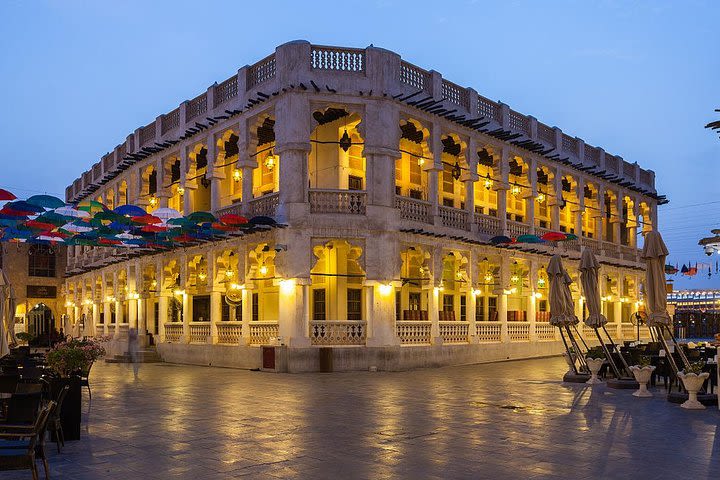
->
[511,185,521,196]
[177,186,185,196]
[484,174,493,190]
[510,274,519,284]
[510,287,517,294]
[259,265,269,276]
[472,289,482,296]
[280,279,296,294]
[65,301,75,308]
[83,299,92,306]
[151,280,157,289]
[198,272,207,282]
[173,289,185,296]
[230,283,245,291]
[233,168,241,182]
[537,192,546,203]
[503,289,512,295]
[225,269,234,278]
[149,196,158,207]
[534,292,543,299]
[378,284,393,296]
[484,272,494,283]
[417,157,425,167]
[105,296,115,303]
[264,152,276,170]
[537,278,546,288]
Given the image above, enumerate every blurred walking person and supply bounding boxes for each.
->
[128,328,140,380]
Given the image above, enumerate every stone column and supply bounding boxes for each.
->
[158,294,168,342]
[145,295,155,335]
[575,177,585,236]
[527,158,537,233]
[363,102,400,209]
[498,147,510,235]
[181,148,193,214]
[499,255,509,343]
[595,186,605,241]
[241,288,252,345]
[274,93,311,222]
[467,288,478,343]
[114,298,123,338]
[528,261,537,342]
[181,292,190,343]
[429,285,440,344]
[428,124,443,223]
[277,279,310,347]
[551,170,562,231]
[210,289,222,344]
[614,192,624,245]
[366,283,399,347]
[91,302,99,338]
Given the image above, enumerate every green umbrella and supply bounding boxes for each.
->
[186,211,217,224]
[26,195,66,209]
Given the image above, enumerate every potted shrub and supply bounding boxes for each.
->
[677,361,710,410]
[15,332,34,346]
[585,347,605,385]
[629,355,656,398]
[46,339,106,440]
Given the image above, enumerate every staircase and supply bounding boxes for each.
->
[105,346,162,364]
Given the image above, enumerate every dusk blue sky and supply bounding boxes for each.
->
[1,0,718,289]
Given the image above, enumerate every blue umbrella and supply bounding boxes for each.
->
[26,195,66,209]
[114,204,147,217]
[490,235,512,245]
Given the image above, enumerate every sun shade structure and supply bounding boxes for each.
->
[641,230,690,374]
[548,254,588,379]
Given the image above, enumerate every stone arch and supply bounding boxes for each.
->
[310,240,366,321]
[397,118,432,200]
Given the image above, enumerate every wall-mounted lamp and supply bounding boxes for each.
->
[259,265,269,276]
[233,169,241,182]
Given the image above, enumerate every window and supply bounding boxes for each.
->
[443,198,454,207]
[475,296,485,322]
[312,289,326,320]
[395,291,401,321]
[252,293,259,321]
[488,296,497,321]
[409,189,423,200]
[192,295,210,322]
[409,292,421,311]
[148,170,157,195]
[538,299,547,312]
[221,296,241,321]
[409,160,422,186]
[460,295,466,321]
[443,294,454,312]
[348,175,363,191]
[28,245,56,277]
[442,167,454,194]
[347,288,362,320]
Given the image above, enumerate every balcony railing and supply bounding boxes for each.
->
[216,322,243,345]
[439,321,469,344]
[215,202,243,217]
[396,321,432,345]
[309,189,366,214]
[311,46,365,72]
[395,196,432,224]
[249,322,279,345]
[248,192,279,217]
[506,220,530,238]
[439,206,469,230]
[535,323,556,342]
[189,323,211,344]
[581,237,602,256]
[310,320,366,345]
[164,323,183,343]
[475,213,502,236]
[476,322,502,343]
[507,321,530,342]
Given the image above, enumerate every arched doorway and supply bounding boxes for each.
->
[27,303,55,345]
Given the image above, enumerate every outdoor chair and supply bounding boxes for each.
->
[0,375,18,394]
[47,384,69,453]
[79,362,93,399]
[2,384,43,425]
[0,401,55,480]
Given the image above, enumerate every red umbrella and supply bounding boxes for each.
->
[173,234,197,243]
[0,188,16,201]
[131,214,162,225]
[541,232,567,242]
[0,207,33,217]
[219,213,249,225]
[99,238,122,245]
[212,222,239,232]
[141,224,168,233]
[25,220,58,231]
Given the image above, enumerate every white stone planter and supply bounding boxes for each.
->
[585,357,605,385]
[678,372,710,410]
[562,352,575,376]
[629,365,656,397]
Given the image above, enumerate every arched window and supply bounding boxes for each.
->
[28,245,56,277]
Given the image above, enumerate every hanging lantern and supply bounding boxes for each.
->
[536,191,546,203]
[484,272,493,283]
[339,130,352,152]
[511,185,521,196]
[177,186,185,196]
[417,156,425,167]
[452,161,461,181]
[259,265,269,276]
[484,173,493,190]
[233,168,241,182]
[264,151,276,170]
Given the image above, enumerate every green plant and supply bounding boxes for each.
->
[638,355,652,368]
[683,361,705,375]
[46,339,106,377]
[586,346,605,360]
[16,332,34,343]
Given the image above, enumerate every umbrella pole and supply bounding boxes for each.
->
[595,328,622,379]
[559,328,580,375]
[601,325,632,376]
[663,324,691,370]
[572,324,590,352]
[653,326,680,376]
[565,326,588,372]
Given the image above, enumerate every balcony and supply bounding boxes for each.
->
[248,192,279,217]
[310,320,366,345]
[438,321,469,344]
[309,189,366,214]
[189,323,211,344]
[248,322,279,345]
[506,220,530,238]
[216,322,243,345]
[395,196,432,224]
[476,322,502,343]
[475,213,502,236]
[439,206,469,230]
[396,321,432,345]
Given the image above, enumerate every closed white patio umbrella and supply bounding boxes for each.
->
[579,248,606,328]
[548,255,586,379]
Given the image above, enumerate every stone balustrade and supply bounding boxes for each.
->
[309,189,366,214]
[310,321,366,346]
[216,322,243,345]
[476,322,502,343]
[249,322,279,345]
[396,321,432,345]
[438,321,469,344]
[189,323,211,344]
[507,322,530,342]
[164,323,183,343]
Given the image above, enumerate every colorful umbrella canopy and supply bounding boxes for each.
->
[219,214,248,225]
[26,195,66,209]
[77,200,106,213]
[132,214,162,225]
[0,189,17,201]
[515,234,544,244]
[54,206,90,218]
[4,201,44,214]
[153,208,183,221]
[490,235,512,245]
[249,215,276,226]
[541,232,567,242]
[186,211,217,224]
[114,204,146,217]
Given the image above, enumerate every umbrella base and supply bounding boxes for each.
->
[606,378,639,389]
[563,372,591,383]
[667,392,718,406]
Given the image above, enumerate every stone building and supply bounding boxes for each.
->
[62,41,660,371]
[0,243,67,337]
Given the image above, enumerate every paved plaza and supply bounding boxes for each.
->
[8,357,720,479]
